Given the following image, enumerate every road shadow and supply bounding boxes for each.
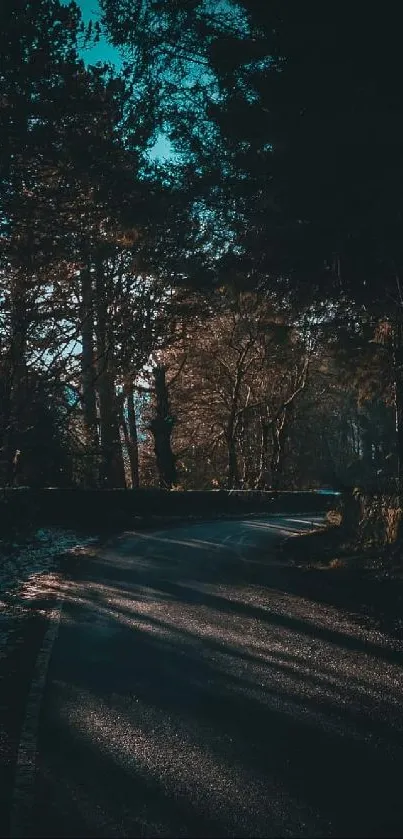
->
[63,521,403,670]
[274,525,403,641]
[29,520,403,838]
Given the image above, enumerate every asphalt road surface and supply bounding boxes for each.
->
[12,515,403,838]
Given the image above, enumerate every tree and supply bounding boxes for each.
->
[205,1,403,490]
[155,290,311,489]
[0,0,192,489]
[147,364,177,489]
[0,0,84,484]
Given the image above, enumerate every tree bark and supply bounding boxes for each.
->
[0,276,28,486]
[270,410,288,493]
[255,356,309,490]
[225,427,240,489]
[123,383,140,488]
[149,365,177,488]
[95,264,126,488]
[80,264,99,487]
[393,319,403,493]
[98,371,126,488]
[255,414,269,488]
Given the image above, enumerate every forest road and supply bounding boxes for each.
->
[13,514,403,838]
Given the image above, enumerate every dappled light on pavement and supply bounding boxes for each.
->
[26,517,403,838]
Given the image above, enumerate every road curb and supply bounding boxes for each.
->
[9,593,65,839]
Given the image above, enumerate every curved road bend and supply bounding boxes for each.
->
[14,515,403,838]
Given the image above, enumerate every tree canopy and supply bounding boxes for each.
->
[0,0,401,494]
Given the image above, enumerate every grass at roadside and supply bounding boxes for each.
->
[278,514,403,642]
[283,510,403,574]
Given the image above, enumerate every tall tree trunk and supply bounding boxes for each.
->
[239,416,250,488]
[255,357,309,490]
[80,264,99,487]
[226,427,240,489]
[0,277,27,486]
[270,410,288,493]
[149,365,177,489]
[122,383,139,488]
[98,371,126,488]
[255,414,269,488]
[95,265,126,488]
[224,400,241,490]
[393,319,403,494]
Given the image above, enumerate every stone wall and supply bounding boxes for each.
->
[0,488,334,533]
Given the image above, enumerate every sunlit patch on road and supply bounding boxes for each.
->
[54,682,301,838]
[22,517,403,838]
